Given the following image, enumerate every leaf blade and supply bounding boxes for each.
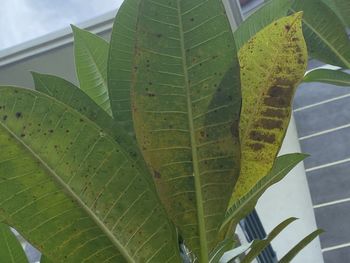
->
[279,229,324,263]
[218,242,253,263]
[234,0,292,51]
[322,0,350,27]
[31,72,149,176]
[334,0,350,27]
[241,217,298,263]
[131,0,241,259]
[209,237,235,263]
[108,0,141,135]
[221,153,307,232]
[0,86,181,263]
[72,26,112,115]
[232,13,308,203]
[303,69,350,86]
[0,224,28,263]
[291,0,350,68]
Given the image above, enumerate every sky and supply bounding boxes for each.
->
[0,0,124,50]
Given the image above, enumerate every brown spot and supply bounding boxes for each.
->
[262,108,287,119]
[147,93,156,97]
[285,24,291,31]
[20,133,25,138]
[154,170,161,179]
[298,58,305,64]
[15,112,22,118]
[249,143,264,151]
[268,86,282,97]
[2,115,7,121]
[49,129,54,133]
[264,96,290,108]
[260,118,283,130]
[268,86,293,98]
[249,130,275,143]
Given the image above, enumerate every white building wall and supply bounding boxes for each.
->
[256,116,324,262]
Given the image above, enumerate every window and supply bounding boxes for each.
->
[240,210,277,263]
[239,0,265,17]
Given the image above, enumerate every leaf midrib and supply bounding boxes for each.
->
[0,118,135,263]
[176,1,208,261]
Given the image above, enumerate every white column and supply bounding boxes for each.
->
[255,115,324,262]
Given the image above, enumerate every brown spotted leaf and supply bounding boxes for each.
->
[230,13,307,205]
[131,0,241,261]
[0,86,181,263]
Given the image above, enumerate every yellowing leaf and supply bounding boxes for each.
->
[230,13,308,204]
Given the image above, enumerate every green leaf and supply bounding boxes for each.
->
[279,229,324,263]
[31,72,149,176]
[241,217,298,263]
[333,0,350,27]
[0,224,28,263]
[0,86,181,263]
[208,238,235,263]
[108,0,141,135]
[221,153,307,232]
[32,72,117,138]
[291,0,350,68]
[231,13,307,203]
[131,0,241,260]
[304,69,350,86]
[72,26,112,115]
[234,0,292,51]
[322,0,350,27]
[40,255,52,263]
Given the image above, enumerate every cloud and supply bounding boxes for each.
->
[0,0,124,50]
